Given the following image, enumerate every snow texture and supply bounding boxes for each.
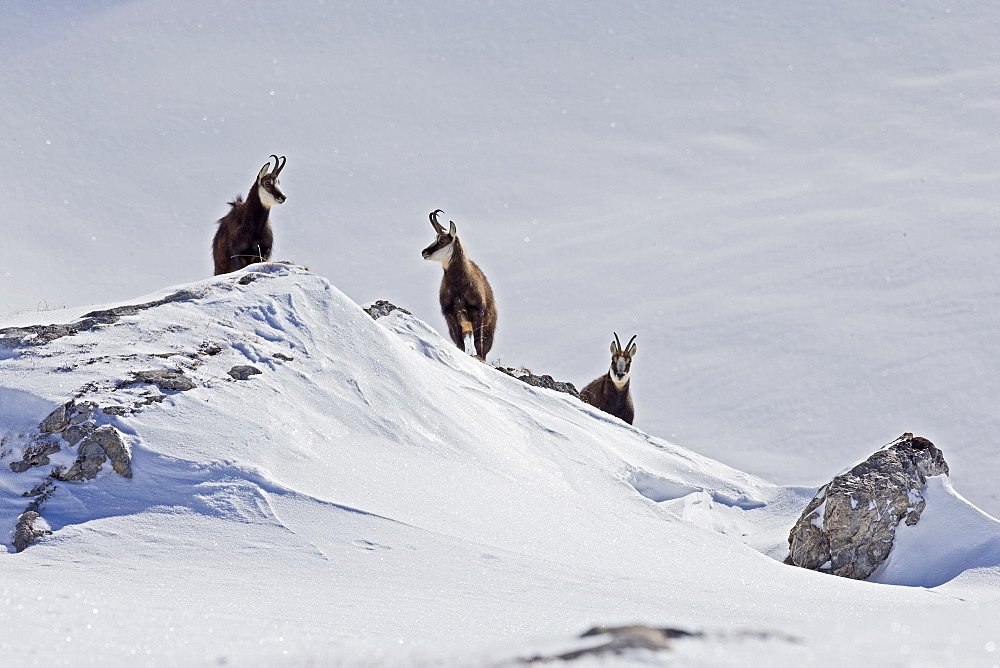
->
[5,0,1000,664]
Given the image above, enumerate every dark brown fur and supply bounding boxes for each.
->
[212,156,286,275]
[581,333,636,425]
[422,210,497,359]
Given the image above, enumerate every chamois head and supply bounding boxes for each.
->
[421,209,458,265]
[256,154,287,208]
[609,332,637,388]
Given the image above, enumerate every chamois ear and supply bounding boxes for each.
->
[448,220,457,237]
[257,163,271,181]
[610,341,617,355]
[627,343,637,357]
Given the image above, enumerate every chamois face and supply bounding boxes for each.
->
[422,218,458,266]
[609,335,637,388]
[256,157,287,208]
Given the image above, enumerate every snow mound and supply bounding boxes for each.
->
[3,265,1000,665]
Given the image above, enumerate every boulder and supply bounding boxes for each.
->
[228,365,262,380]
[38,402,71,433]
[62,421,97,446]
[91,426,132,478]
[56,439,108,482]
[787,433,949,579]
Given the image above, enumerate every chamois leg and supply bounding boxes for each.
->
[470,308,493,359]
[444,309,467,352]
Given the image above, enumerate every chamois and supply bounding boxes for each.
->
[581,333,637,424]
[212,155,287,275]
[421,209,497,359]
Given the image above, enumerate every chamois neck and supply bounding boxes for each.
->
[240,182,273,228]
[609,371,630,391]
[440,238,467,272]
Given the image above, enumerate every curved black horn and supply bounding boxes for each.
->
[613,331,622,353]
[625,334,637,351]
[429,209,446,233]
[269,154,286,175]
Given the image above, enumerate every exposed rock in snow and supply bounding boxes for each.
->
[496,366,581,399]
[61,421,96,446]
[228,365,262,381]
[364,299,412,320]
[121,369,196,392]
[91,426,132,478]
[12,510,50,553]
[9,440,60,473]
[787,433,950,579]
[0,289,200,349]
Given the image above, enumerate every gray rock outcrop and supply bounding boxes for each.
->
[122,369,196,392]
[496,367,581,399]
[91,426,133,478]
[13,511,51,553]
[54,426,132,482]
[364,300,412,320]
[228,365,262,380]
[9,440,61,473]
[787,433,949,579]
[0,289,199,349]
[57,439,108,482]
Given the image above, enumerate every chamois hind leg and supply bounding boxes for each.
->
[470,308,493,360]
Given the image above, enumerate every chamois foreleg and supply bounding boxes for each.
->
[444,307,467,352]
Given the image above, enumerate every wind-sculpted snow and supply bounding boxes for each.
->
[2,266,1000,665]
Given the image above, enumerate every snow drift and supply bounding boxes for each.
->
[3,265,1000,665]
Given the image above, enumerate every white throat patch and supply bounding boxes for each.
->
[425,242,455,268]
[258,184,283,209]
[610,369,630,389]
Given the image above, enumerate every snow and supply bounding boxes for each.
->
[0,265,999,665]
[4,0,1000,663]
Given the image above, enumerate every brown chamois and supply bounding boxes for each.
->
[581,333,637,425]
[212,155,287,275]
[421,209,497,359]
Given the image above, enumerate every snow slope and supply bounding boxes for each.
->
[6,0,1000,519]
[2,265,1000,665]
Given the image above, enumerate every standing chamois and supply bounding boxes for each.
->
[581,333,637,424]
[421,209,497,359]
[212,155,287,275]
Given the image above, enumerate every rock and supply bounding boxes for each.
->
[13,511,51,552]
[495,367,581,399]
[787,433,949,579]
[524,625,699,662]
[0,289,199,348]
[122,369,196,392]
[67,402,96,425]
[62,421,96,446]
[364,300,412,320]
[56,438,108,482]
[9,440,61,473]
[228,365,262,380]
[91,426,132,478]
[38,402,71,433]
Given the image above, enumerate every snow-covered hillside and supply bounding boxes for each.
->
[2,265,1000,665]
[6,0,1000,519]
